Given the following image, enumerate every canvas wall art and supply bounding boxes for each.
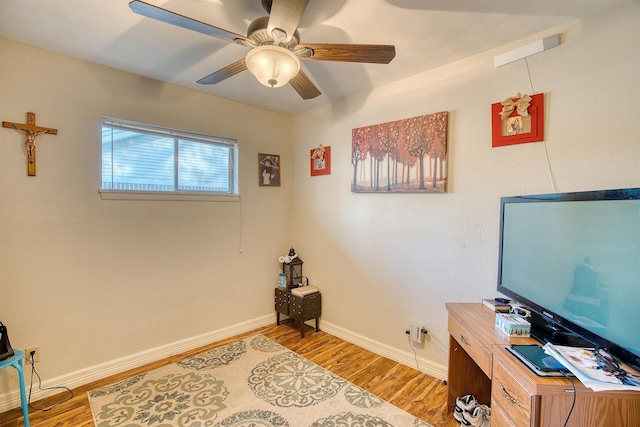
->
[351,111,448,193]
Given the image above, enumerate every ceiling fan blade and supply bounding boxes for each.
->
[289,69,321,100]
[129,0,253,45]
[298,43,396,64]
[268,0,309,42]
[197,59,247,85]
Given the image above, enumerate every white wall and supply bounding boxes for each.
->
[290,2,640,374]
[1,1,639,410]
[0,39,293,403]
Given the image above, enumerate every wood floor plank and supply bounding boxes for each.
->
[0,321,458,427]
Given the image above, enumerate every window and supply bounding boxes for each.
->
[101,118,238,199]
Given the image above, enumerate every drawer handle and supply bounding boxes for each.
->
[499,383,520,407]
[460,335,471,346]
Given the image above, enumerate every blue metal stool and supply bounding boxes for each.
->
[0,349,30,427]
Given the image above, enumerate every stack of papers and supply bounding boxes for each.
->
[543,343,640,392]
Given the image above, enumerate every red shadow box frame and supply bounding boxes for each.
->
[492,93,544,147]
[310,146,331,176]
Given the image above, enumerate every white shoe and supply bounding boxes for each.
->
[453,395,477,423]
[461,404,491,427]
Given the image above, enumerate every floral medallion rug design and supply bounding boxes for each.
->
[88,334,433,427]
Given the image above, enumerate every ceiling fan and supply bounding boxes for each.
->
[129,0,396,100]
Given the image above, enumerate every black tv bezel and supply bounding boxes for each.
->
[497,187,640,370]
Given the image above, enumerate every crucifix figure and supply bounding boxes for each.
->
[3,112,58,176]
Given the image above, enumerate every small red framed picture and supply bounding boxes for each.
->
[310,145,331,176]
[492,93,544,147]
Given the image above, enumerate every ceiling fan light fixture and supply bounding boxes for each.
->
[245,45,300,88]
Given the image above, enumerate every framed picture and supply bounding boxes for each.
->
[310,145,331,176]
[492,93,544,147]
[351,111,449,193]
[258,153,280,186]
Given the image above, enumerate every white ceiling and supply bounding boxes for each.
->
[0,0,632,115]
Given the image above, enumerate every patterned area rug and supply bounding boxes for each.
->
[88,334,433,427]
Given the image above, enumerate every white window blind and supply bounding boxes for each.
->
[102,118,238,195]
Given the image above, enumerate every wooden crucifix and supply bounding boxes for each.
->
[3,112,58,176]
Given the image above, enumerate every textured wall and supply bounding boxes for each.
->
[0,38,293,398]
[1,1,638,407]
[290,3,640,368]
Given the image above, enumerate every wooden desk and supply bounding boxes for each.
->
[446,303,640,427]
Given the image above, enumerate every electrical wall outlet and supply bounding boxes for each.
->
[25,346,41,364]
[409,324,424,343]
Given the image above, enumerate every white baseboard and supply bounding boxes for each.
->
[0,314,274,413]
[319,321,448,381]
[0,316,447,414]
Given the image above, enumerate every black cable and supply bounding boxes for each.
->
[561,370,576,427]
[25,353,74,412]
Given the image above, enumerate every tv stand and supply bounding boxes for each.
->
[446,303,640,427]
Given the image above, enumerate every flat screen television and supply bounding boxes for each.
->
[497,187,640,370]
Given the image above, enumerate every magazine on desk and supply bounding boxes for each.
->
[543,343,640,392]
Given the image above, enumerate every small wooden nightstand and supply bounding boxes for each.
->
[275,287,321,337]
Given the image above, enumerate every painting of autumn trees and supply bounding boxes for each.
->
[352,111,448,193]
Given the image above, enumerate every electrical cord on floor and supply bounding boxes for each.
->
[25,352,74,411]
[561,370,576,427]
[406,333,421,371]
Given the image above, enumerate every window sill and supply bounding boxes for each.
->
[99,190,240,202]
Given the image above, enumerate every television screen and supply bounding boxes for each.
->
[497,188,640,369]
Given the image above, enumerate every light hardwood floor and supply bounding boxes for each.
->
[0,321,459,427]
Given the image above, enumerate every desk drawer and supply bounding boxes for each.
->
[448,314,492,378]
[274,288,289,315]
[490,402,518,427]
[290,292,321,320]
[492,358,533,427]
